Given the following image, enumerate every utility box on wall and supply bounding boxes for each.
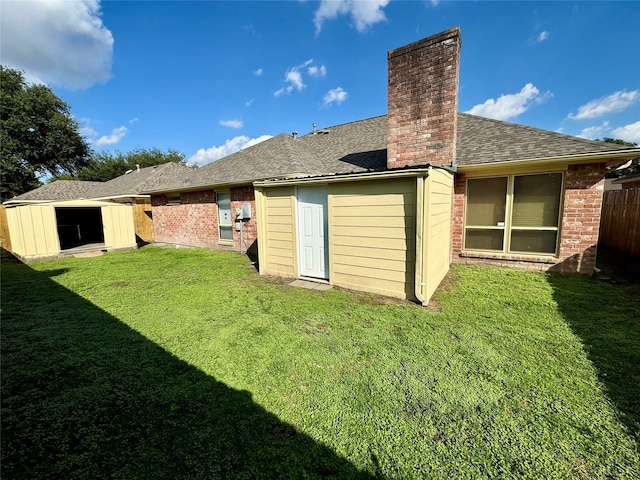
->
[240,202,251,220]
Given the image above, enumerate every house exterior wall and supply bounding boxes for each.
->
[5,200,136,261]
[255,186,297,278]
[329,179,417,300]
[421,168,453,303]
[557,163,606,273]
[450,162,606,274]
[151,186,257,252]
[257,177,427,302]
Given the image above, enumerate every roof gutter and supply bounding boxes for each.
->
[457,148,640,173]
[253,168,432,187]
[89,194,150,201]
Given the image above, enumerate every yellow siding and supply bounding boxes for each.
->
[422,169,454,304]
[258,186,297,278]
[329,179,416,300]
[5,200,136,260]
[102,204,136,249]
[0,205,12,251]
[6,205,59,257]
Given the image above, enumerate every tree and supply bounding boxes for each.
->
[74,148,188,182]
[597,138,640,179]
[597,137,637,147]
[1,66,90,201]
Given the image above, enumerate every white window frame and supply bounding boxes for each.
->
[463,172,564,256]
[216,191,233,243]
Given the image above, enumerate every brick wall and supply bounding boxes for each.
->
[151,185,257,253]
[556,163,606,273]
[450,163,606,274]
[387,27,460,169]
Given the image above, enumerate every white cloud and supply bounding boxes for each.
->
[465,83,552,121]
[0,0,114,90]
[95,126,128,146]
[80,125,99,140]
[129,118,138,125]
[275,59,325,97]
[308,65,327,78]
[577,121,610,140]
[245,99,255,107]
[188,135,273,166]
[323,87,348,107]
[568,90,640,120]
[611,121,640,144]
[219,119,244,129]
[286,69,305,91]
[314,0,390,34]
[537,31,549,43]
[254,68,263,76]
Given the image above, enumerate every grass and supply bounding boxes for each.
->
[2,246,639,479]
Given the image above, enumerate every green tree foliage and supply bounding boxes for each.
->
[598,138,640,179]
[74,148,187,182]
[597,137,637,147]
[1,66,90,201]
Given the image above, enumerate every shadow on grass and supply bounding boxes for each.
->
[0,253,375,479]
[546,250,640,442]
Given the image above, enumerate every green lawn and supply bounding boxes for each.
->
[2,246,638,479]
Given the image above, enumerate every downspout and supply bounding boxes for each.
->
[414,172,428,304]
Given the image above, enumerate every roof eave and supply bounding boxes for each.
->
[253,167,432,187]
[457,149,640,173]
[144,173,314,194]
[89,194,150,201]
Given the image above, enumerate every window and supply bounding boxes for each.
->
[166,194,181,205]
[216,192,233,242]
[464,173,563,255]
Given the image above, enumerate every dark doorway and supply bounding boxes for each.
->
[55,207,105,250]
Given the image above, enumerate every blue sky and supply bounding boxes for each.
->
[2,1,639,166]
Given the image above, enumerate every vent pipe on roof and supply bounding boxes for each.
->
[313,123,317,135]
[292,131,298,139]
[136,163,140,172]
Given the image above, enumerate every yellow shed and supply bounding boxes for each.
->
[254,167,453,305]
[5,199,136,262]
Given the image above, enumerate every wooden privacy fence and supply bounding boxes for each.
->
[0,205,12,251]
[599,188,640,258]
[133,202,154,243]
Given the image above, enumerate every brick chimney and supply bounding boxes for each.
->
[387,27,461,169]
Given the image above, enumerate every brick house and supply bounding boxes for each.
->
[147,27,639,301]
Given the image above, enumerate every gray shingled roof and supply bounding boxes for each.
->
[88,162,191,198]
[146,113,635,193]
[7,180,103,202]
[13,113,633,202]
[5,162,192,204]
[455,114,632,166]
[146,116,389,193]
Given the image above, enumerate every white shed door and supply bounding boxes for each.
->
[297,187,328,279]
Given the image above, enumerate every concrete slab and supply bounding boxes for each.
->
[289,279,332,291]
[73,251,104,259]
